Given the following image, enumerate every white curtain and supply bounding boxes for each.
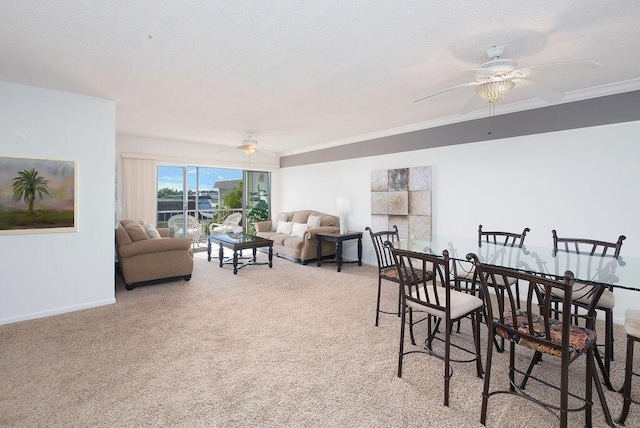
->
[122,157,157,224]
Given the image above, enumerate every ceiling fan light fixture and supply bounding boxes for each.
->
[475,80,515,104]
[242,145,256,155]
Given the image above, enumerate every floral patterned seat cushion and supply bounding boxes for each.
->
[495,310,597,362]
[381,266,432,283]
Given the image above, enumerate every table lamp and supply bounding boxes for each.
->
[336,196,351,234]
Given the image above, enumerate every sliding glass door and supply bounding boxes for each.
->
[157,165,245,241]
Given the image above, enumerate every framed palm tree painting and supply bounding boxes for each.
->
[0,156,77,234]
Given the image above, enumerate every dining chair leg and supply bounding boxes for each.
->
[592,357,615,427]
[408,307,416,346]
[605,309,614,374]
[593,346,614,391]
[585,347,594,427]
[480,327,494,426]
[375,277,383,326]
[398,301,406,378]
[509,342,516,392]
[616,334,635,425]
[473,311,483,377]
[520,351,543,390]
[444,318,451,407]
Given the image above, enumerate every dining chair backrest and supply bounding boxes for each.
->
[478,224,530,248]
[552,229,626,258]
[468,253,586,350]
[390,245,452,316]
[365,225,400,272]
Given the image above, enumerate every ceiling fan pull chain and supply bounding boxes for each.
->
[488,104,495,135]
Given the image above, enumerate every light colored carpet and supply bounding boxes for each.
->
[0,251,637,427]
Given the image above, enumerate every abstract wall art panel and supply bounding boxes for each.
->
[370,166,431,239]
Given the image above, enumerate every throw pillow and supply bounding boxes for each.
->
[274,212,289,231]
[121,219,150,242]
[291,222,309,238]
[276,221,293,235]
[307,215,322,229]
[139,219,162,239]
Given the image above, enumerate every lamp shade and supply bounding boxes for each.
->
[336,196,351,212]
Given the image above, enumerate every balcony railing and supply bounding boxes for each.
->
[157,208,243,242]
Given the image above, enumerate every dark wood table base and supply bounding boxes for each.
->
[316,230,363,272]
[207,234,273,274]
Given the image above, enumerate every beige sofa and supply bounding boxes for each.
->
[115,219,194,290]
[253,210,340,264]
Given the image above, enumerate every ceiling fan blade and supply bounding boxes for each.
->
[519,60,600,77]
[412,82,479,104]
[517,78,565,102]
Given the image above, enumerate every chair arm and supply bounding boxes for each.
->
[118,237,192,258]
[254,220,273,232]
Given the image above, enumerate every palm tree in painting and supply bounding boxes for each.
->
[12,168,51,213]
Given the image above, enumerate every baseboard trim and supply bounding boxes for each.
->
[0,298,116,326]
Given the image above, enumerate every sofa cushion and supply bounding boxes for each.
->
[291,222,309,237]
[256,230,281,240]
[139,219,161,239]
[276,221,293,235]
[270,234,290,245]
[121,219,150,242]
[307,215,321,228]
[283,236,304,250]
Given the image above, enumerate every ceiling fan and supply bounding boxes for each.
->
[238,133,259,155]
[413,45,600,112]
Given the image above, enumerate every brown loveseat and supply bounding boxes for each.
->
[253,210,340,264]
[115,219,194,290]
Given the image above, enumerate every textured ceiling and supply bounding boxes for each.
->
[2,1,640,157]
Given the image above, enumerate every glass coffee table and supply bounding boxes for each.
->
[207,233,273,274]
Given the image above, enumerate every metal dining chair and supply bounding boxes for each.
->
[467,253,604,428]
[365,225,402,326]
[452,225,530,352]
[391,244,484,407]
[551,230,626,376]
[453,224,530,305]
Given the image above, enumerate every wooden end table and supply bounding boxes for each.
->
[316,230,363,272]
[207,233,273,274]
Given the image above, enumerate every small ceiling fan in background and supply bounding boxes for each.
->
[210,132,276,158]
[413,45,600,113]
[238,133,259,155]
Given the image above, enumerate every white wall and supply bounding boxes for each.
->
[278,121,640,323]
[0,81,116,325]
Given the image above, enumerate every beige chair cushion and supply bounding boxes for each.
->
[625,309,640,339]
[407,287,483,320]
[551,283,615,309]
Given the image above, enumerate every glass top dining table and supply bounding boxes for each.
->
[393,235,640,292]
[395,235,638,426]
